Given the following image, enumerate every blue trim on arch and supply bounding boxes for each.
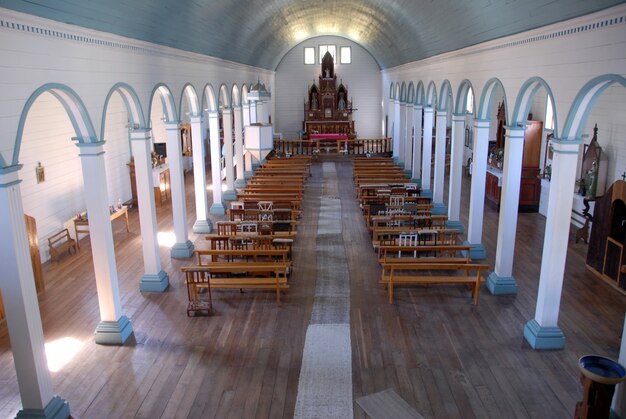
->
[426,81,437,107]
[477,78,508,122]
[399,82,407,102]
[202,84,218,113]
[148,83,178,124]
[219,83,231,108]
[100,82,147,141]
[561,74,626,140]
[232,84,241,107]
[454,79,476,116]
[13,83,98,166]
[511,77,559,138]
[241,84,249,106]
[179,83,201,119]
[414,81,425,106]
[407,82,415,104]
[389,82,395,100]
[437,80,453,112]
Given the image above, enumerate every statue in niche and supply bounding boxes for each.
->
[338,91,346,110]
[584,160,599,200]
[311,92,318,110]
[324,68,330,78]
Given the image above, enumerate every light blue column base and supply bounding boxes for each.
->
[235,178,247,188]
[94,315,133,345]
[487,272,518,295]
[16,395,70,419]
[139,270,169,292]
[410,178,422,187]
[421,189,433,199]
[223,189,237,201]
[523,319,565,350]
[446,220,465,234]
[192,219,212,234]
[404,169,412,177]
[251,163,261,172]
[244,170,254,179]
[210,203,226,215]
[393,156,399,163]
[462,241,487,261]
[171,240,194,259]
[432,202,447,215]
[397,162,405,169]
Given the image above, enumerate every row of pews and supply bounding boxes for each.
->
[354,156,490,304]
[181,156,312,316]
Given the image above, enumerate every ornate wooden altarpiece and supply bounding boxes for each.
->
[303,51,355,137]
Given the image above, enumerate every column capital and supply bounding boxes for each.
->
[436,110,447,118]
[189,115,202,124]
[551,138,582,154]
[473,119,490,129]
[129,129,151,141]
[75,141,105,156]
[206,110,219,119]
[504,127,525,140]
[221,107,233,115]
[414,104,423,110]
[423,106,435,114]
[451,113,466,122]
[164,121,181,131]
[0,165,22,187]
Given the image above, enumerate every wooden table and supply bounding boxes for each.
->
[74,206,129,248]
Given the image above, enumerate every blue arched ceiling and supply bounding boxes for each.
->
[1,0,623,70]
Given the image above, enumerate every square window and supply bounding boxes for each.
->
[340,46,352,64]
[304,47,315,65]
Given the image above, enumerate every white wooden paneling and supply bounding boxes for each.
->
[103,92,132,207]
[275,36,382,138]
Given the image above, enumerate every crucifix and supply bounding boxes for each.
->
[622,171,626,181]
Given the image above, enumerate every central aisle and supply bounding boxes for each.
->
[294,162,354,418]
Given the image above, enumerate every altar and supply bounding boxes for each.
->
[303,51,355,138]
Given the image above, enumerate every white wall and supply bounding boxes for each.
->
[274,36,382,139]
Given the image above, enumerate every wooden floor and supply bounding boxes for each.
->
[0,157,624,418]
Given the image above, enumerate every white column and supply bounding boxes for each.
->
[164,123,194,258]
[432,111,447,214]
[387,98,395,138]
[411,105,423,183]
[189,115,211,233]
[487,127,525,295]
[207,111,225,215]
[222,108,236,201]
[404,103,414,175]
[129,130,169,292]
[420,107,434,196]
[77,141,133,343]
[233,105,245,188]
[0,166,70,418]
[447,113,465,232]
[524,139,580,350]
[398,102,407,168]
[613,314,626,416]
[249,101,258,124]
[242,102,251,127]
[392,100,401,161]
[464,119,489,260]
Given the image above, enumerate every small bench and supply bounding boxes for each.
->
[380,261,490,304]
[48,228,77,262]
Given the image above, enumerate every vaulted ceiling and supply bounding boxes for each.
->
[1,0,623,70]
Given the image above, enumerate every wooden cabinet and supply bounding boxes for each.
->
[128,160,171,208]
[485,170,502,208]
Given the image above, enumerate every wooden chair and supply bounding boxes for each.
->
[258,201,273,211]
[217,221,237,236]
[398,233,418,257]
[48,228,77,262]
[389,195,405,207]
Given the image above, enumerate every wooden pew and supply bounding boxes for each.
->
[194,248,291,264]
[181,262,290,304]
[380,261,490,304]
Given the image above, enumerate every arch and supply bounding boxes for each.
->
[242,84,250,105]
[454,79,476,115]
[437,80,453,112]
[425,81,437,108]
[180,83,201,119]
[511,77,558,137]
[414,81,425,107]
[407,82,415,105]
[477,78,508,121]
[12,83,98,166]
[561,74,626,140]
[389,82,395,100]
[202,84,218,113]
[400,82,407,103]
[232,84,241,107]
[219,83,231,109]
[148,84,178,123]
[100,83,146,140]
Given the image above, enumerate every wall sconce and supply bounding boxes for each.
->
[36,162,45,183]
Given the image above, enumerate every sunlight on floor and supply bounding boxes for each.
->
[206,183,228,192]
[45,337,84,373]
[157,231,176,247]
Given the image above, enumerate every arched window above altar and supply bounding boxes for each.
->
[321,51,334,79]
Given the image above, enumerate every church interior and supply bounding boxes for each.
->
[0,1,625,418]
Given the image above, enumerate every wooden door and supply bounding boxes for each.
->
[25,214,44,293]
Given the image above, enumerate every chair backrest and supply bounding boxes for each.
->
[259,211,273,221]
[217,221,237,236]
[258,222,273,235]
[258,201,273,211]
[399,233,418,247]
[238,222,257,233]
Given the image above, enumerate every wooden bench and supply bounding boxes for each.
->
[48,228,77,262]
[378,245,473,264]
[194,248,291,265]
[380,261,490,304]
[181,262,290,304]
